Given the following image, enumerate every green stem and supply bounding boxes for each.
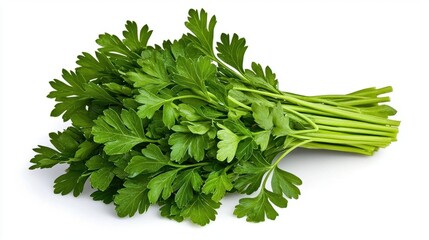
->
[228,96,252,110]
[262,140,312,188]
[168,162,210,169]
[299,131,393,143]
[349,86,393,97]
[281,105,319,134]
[317,125,397,138]
[291,134,390,148]
[283,92,361,110]
[301,142,374,155]
[308,115,399,133]
[234,87,400,126]
[339,97,390,106]
[173,95,209,102]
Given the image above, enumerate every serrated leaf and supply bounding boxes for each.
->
[122,21,152,52]
[54,163,88,197]
[75,141,99,160]
[76,51,117,80]
[244,69,278,93]
[127,50,171,92]
[135,90,172,119]
[174,169,203,208]
[84,83,120,105]
[253,130,271,151]
[91,178,123,204]
[159,199,184,222]
[85,155,110,170]
[90,167,115,191]
[250,62,278,89]
[236,138,257,161]
[48,70,90,121]
[187,121,211,135]
[114,176,150,217]
[147,170,178,203]
[92,109,154,155]
[216,124,242,162]
[30,146,62,169]
[185,9,217,56]
[125,144,170,177]
[162,101,177,129]
[234,152,271,194]
[272,103,293,137]
[271,167,302,199]
[216,33,247,73]
[96,32,135,58]
[252,103,273,130]
[174,56,216,95]
[202,170,233,202]
[180,194,220,226]
[233,189,287,223]
[169,132,207,162]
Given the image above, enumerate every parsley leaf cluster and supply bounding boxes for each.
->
[30,9,399,225]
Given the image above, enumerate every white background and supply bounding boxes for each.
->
[1,0,429,239]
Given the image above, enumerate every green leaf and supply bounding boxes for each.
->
[76,51,117,81]
[271,167,302,199]
[96,32,135,58]
[234,152,271,194]
[169,133,207,162]
[250,62,278,89]
[75,141,99,160]
[122,21,152,52]
[92,109,153,155]
[202,170,233,202]
[135,89,172,119]
[252,103,273,130]
[54,163,88,197]
[125,144,170,177]
[48,70,89,121]
[91,178,123,204]
[181,194,220,226]
[147,170,178,203]
[236,138,257,161]
[185,9,217,56]
[114,176,150,217]
[178,103,203,121]
[127,50,171,92]
[159,199,184,222]
[30,146,62,169]
[216,33,247,73]
[103,82,132,96]
[205,77,229,106]
[223,119,253,137]
[174,56,216,95]
[253,130,271,151]
[272,103,293,137]
[244,69,278,93]
[90,167,115,191]
[84,83,120,105]
[162,101,177,129]
[49,127,83,154]
[85,155,110,170]
[233,189,287,223]
[48,69,86,99]
[216,124,243,162]
[187,121,211,135]
[174,169,203,208]
[30,128,85,169]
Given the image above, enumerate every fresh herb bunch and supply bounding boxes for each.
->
[30,9,399,225]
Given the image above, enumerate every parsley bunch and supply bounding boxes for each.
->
[30,9,399,225]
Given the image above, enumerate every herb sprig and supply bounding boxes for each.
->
[30,9,399,225]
